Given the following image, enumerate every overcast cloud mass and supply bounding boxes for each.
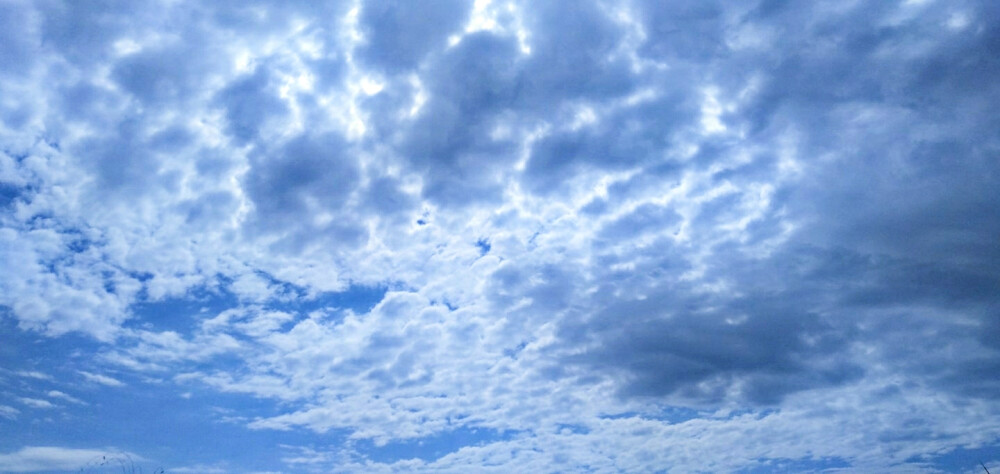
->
[1,0,999,472]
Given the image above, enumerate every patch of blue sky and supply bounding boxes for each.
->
[127,278,387,337]
[7,384,344,472]
[64,233,93,254]
[268,282,389,316]
[908,440,1000,473]
[502,340,528,359]
[475,237,491,257]
[735,456,852,473]
[126,283,238,335]
[0,310,346,470]
[429,299,460,311]
[354,426,520,464]
[555,423,590,435]
[0,310,106,388]
[0,181,25,208]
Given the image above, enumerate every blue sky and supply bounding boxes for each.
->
[0,0,998,472]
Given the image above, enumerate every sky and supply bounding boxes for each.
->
[0,0,998,472]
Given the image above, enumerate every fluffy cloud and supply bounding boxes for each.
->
[79,371,125,388]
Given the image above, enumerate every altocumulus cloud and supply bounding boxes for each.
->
[0,0,998,472]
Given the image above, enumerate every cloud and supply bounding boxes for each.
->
[168,464,230,474]
[17,397,55,409]
[243,132,364,248]
[391,31,526,207]
[518,0,636,101]
[0,0,998,471]
[0,2,39,79]
[0,405,19,420]
[0,447,139,473]
[14,371,53,381]
[214,66,289,145]
[355,0,473,74]
[79,371,125,387]
[47,390,86,405]
[0,226,134,341]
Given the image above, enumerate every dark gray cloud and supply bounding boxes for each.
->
[215,67,289,144]
[56,80,123,126]
[112,42,215,107]
[178,190,239,228]
[356,0,472,74]
[243,132,367,251]
[522,91,697,193]
[396,32,525,206]
[633,0,729,61]
[38,0,153,66]
[0,2,39,78]
[520,0,1000,408]
[559,232,998,405]
[574,301,859,405]
[73,116,177,198]
[752,1,1000,404]
[518,0,635,102]
[596,203,682,242]
[362,175,416,219]
[245,134,355,208]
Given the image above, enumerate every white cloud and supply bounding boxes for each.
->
[46,390,86,405]
[79,371,125,387]
[0,447,139,473]
[0,226,134,342]
[168,464,229,473]
[17,398,54,409]
[13,371,52,381]
[0,405,19,419]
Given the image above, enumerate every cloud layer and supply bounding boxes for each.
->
[1,0,998,471]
